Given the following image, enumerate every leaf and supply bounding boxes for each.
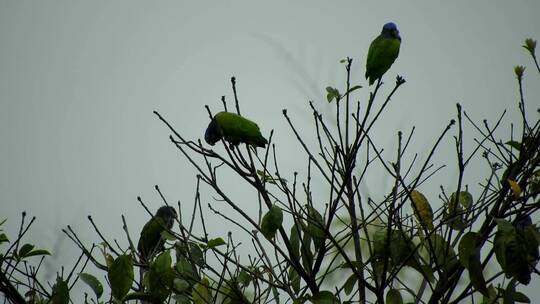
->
[344,85,362,96]
[386,289,403,304]
[450,191,473,209]
[174,278,191,293]
[507,180,522,199]
[107,254,134,300]
[494,219,536,285]
[161,230,176,241]
[192,277,212,304]
[343,274,356,296]
[513,292,531,303]
[260,205,283,240]
[410,190,434,230]
[147,251,175,302]
[25,249,51,258]
[154,250,172,272]
[0,233,8,244]
[78,273,103,299]
[238,270,251,287]
[300,232,313,271]
[306,205,325,250]
[51,277,69,304]
[504,279,517,304]
[468,253,489,296]
[18,243,35,258]
[289,267,301,294]
[207,237,226,249]
[175,256,199,282]
[311,290,340,303]
[290,223,301,259]
[428,233,458,273]
[459,232,480,269]
[506,140,522,151]
[326,86,340,103]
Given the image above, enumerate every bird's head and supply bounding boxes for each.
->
[382,22,401,41]
[204,117,221,146]
[155,205,178,229]
[156,206,178,220]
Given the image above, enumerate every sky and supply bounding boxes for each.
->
[1,0,540,300]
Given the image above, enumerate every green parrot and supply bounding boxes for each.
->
[137,206,177,263]
[365,22,401,85]
[204,111,268,148]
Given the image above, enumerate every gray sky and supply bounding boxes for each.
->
[1,0,540,300]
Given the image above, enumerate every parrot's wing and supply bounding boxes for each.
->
[216,112,267,147]
[366,36,400,84]
[137,217,166,260]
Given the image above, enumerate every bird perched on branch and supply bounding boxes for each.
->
[137,206,177,263]
[205,111,268,148]
[365,22,401,85]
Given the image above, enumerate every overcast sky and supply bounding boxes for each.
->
[1,0,540,300]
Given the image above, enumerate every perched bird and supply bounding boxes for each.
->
[365,22,401,85]
[137,206,177,263]
[205,111,268,148]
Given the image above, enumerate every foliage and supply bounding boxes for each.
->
[1,38,540,304]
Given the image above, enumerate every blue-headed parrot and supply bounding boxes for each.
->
[137,206,177,263]
[365,22,401,85]
[205,111,268,148]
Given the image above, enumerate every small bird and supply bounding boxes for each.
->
[205,111,268,148]
[365,22,401,85]
[137,206,177,263]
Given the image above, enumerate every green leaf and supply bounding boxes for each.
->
[290,223,301,259]
[161,230,176,241]
[238,270,251,287]
[386,289,403,304]
[207,237,226,249]
[0,233,8,244]
[513,292,531,303]
[289,266,300,294]
[494,219,536,285]
[343,274,356,296]
[192,277,212,304]
[504,279,517,304]
[300,232,313,271]
[326,87,340,103]
[260,205,283,240]
[147,251,175,302]
[154,250,172,272]
[450,191,473,209]
[428,233,458,272]
[174,278,191,293]
[176,256,199,282]
[51,277,69,304]
[306,205,325,250]
[344,85,362,96]
[18,243,35,258]
[459,232,480,269]
[78,273,103,299]
[25,249,51,258]
[468,252,489,296]
[311,290,340,303]
[108,254,134,300]
[506,140,522,151]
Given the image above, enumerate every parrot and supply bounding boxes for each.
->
[137,206,177,263]
[204,111,268,148]
[365,22,401,85]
